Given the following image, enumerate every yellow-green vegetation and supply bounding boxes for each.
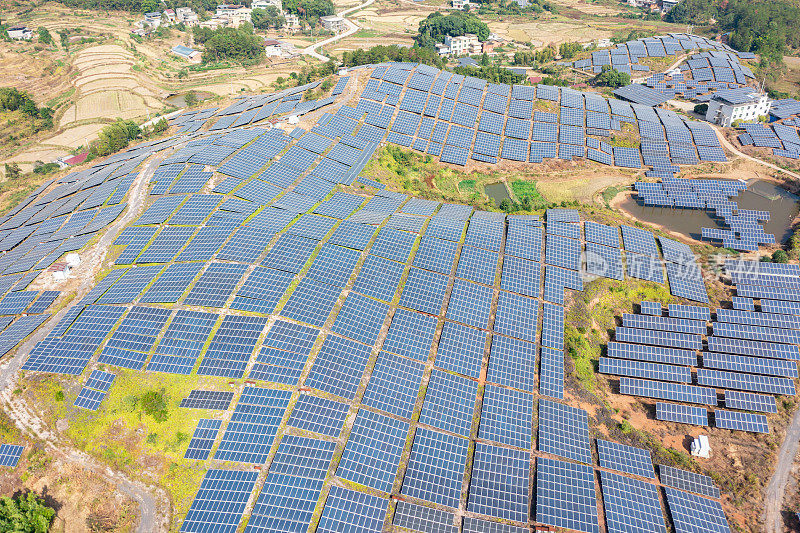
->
[0,171,55,215]
[566,278,676,389]
[363,146,495,207]
[600,184,627,207]
[607,121,641,148]
[22,370,234,522]
[510,179,548,208]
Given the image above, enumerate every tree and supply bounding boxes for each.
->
[251,6,284,29]
[0,492,56,533]
[694,103,708,115]
[37,27,53,45]
[480,52,489,66]
[140,0,159,12]
[594,65,630,88]
[89,119,141,157]
[772,249,789,263]
[559,41,582,59]
[4,163,21,180]
[201,26,265,64]
[414,11,490,48]
[184,90,198,106]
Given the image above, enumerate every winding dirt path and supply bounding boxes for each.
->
[301,0,377,62]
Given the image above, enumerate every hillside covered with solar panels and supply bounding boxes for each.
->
[0,53,798,533]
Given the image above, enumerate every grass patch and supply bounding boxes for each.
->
[510,179,547,207]
[601,184,626,207]
[458,179,476,191]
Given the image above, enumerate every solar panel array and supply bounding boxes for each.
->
[635,178,773,252]
[0,60,752,533]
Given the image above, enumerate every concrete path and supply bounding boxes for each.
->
[300,0,376,62]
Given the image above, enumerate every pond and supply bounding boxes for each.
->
[164,91,212,108]
[484,182,511,207]
[619,179,799,243]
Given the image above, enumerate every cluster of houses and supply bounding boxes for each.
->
[625,0,681,13]
[134,1,307,36]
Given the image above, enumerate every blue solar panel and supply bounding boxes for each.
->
[181,469,259,532]
[317,486,386,533]
[399,268,448,315]
[336,408,409,492]
[382,308,438,361]
[401,427,468,508]
[419,369,478,436]
[467,443,529,521]
[287,394,349,437]
[305,335,372,399]
[536,457,600,533]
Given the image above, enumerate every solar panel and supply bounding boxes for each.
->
[0,444,24,467]
[615,326,702,350]
[655,402,708,425]
[467,443,529,522]
[724,390,777,413]
[697,368,795,395]
[714,409,769,433]
[494,291,538,342]
[184,419,221,460]
[198,315,267,378]
[663,487,729,533]
[398,268,448,315]
[536,457,600,533]
[434,321,486,378]
[336,408,408,492]
[332,292,389,345]
[446,279,493,329]
[659,464,721,498]
[362,351,424,419]
[702,352,797,378]
[317,486,386,533]
[180,390,234,410]
[370,227,417,263]
[478,384,533,448]
[382,308,438,361]
[597,439,656,478]
[600,470,666,533]
[462,518,527,533]
[180,469,259,532]
[305,335,372,399]
[281,277,341,327]
[401,427,468,508]
[287,393,349,437]
[419,369,478,436]
[538,399,592,463]
[245,435,336,533]
[393,502,458,533]
[148,311,219,374]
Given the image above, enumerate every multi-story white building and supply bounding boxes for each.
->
[705,87,770,127]
[216,4,252,26]
[263,38,283,57]
[451,0,480,9]
[176,7,199,25]
[437,33,481,57]
[320,15,346,33]
[283,13,301,31]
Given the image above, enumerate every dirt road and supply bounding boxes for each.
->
[713,125,800,181]
[0,151,171,533]
[764,406,800,532]
[301,0,376,61]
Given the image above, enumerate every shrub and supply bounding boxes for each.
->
[0,492,55,533]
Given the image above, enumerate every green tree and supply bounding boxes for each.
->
[0,492,56,533]
[37,27,53,45]
[90,119,141,157]
[594,65,630,88]
[184,90,198,106]
[559,41,582,59]
[772,249,789,263]
[694,103,708,114]
[140,0,159,12]
[480,52,489,66]
[4,163,21,180]
[251,6,285,29]
[414,11,490,48]
[201,26,265,64]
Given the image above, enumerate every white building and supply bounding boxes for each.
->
[163,8,176,22]
[144,11,162,28]
[320,15,346,33]
[264,38,282,57]
[438,33,481,57]
[252,0,282,11]
[451,0,480,9]
[283,13,301,31]
[691,435,711,458]
[661,0,679,11]
[7,26,33,40]
[705,87,770,127]
[176,7,199,25]
[216,4,252,26]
